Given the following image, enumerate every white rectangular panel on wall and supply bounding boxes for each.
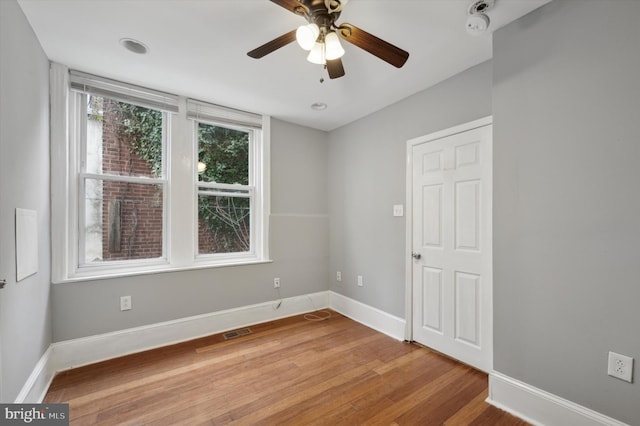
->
[455,180,480,251]
[422,267,443,332]
[455,271,480,347]
[16,208,38,281]
[422,185,442,247]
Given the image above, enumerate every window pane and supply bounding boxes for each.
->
[197,123,249,184]
[86,95,163,178]
[84,179,164,263]
[198,194,250,254]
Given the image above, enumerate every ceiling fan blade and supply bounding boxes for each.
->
[247,30,297,59]
[337,23,409,68]
[269,0,309,16]
[326,58,345,79]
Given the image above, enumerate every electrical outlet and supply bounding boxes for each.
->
[274,277,281,288]
[357,275,363,287]
[120,295,132,311]
[608,351,633,383]
[336,271,342,282]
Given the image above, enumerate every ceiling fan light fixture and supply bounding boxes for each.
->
[307,42,326,65]
[324,31,345,60]
[296,23,320,51]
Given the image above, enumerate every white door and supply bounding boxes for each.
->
[410,122,492,372]
[0,129,5,400]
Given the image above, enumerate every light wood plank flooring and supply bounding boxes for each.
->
[44,310,527,425]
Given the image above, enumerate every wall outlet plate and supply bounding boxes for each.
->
[336,271,342,282]
[273,277,281,288]
[120,295,132,311]
[357,275,363,287]
[608,351,633,383]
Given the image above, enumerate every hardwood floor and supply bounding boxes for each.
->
[44,311,527,425]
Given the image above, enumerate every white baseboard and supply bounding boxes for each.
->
[488,372,630,426]
[14,346,57,404]
[328,291,406,341]
[28,291,628,426]
[16,291,329,402]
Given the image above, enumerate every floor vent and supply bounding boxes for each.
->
[223,328,252,340]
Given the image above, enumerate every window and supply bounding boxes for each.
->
[80,95,167,266]
[51,65,270,282]
[196,122,252,255]
[187,99,267,264]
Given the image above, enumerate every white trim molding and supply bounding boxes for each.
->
[14,347,56,404]
[329,291,406,341]
[17,291,407,402]
[16,291,329,403]
[16,291,632,426]
[488,372,631,426]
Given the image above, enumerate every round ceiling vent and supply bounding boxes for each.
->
[119,38,149,55]
[468,0,495,15]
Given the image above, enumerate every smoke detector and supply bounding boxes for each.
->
[466,0,494,36]
[466,14,490,36]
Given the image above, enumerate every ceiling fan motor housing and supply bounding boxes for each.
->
[302,0,341,31]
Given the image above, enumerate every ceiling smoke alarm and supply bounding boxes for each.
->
[466,0,493,36]
[466,13,490,36]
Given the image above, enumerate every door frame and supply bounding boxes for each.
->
[404,116,493,345]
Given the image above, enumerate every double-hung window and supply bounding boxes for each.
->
[188,99,266,261]
[51,65,269,282]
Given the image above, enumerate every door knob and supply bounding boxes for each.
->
[0,279,6,289]
[412,252,421,260]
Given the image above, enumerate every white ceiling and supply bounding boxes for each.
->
[18,0,551,131]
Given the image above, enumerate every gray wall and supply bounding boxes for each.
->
[328,61,492,317]
[0,0,52,402]
[51,118,329,341]
[493,1,640,424]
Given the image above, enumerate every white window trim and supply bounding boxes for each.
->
[191,117,264,263]
[50,64,271,283]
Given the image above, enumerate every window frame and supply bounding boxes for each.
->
[50,64,271,283]
[193,119,259,262]
[75,92,170,271]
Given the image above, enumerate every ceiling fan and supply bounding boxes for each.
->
[247,0,410,79]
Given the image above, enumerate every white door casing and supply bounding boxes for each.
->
[405,118,492,372]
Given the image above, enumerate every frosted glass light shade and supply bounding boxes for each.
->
[296,23,320,51]
[324,31,345,60]
[307,42,326,65]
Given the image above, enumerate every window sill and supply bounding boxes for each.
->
[52,259,273,284]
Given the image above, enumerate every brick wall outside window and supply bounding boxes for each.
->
[101,100,163,260]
